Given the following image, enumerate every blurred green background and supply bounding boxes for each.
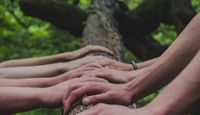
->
[0,0,199,114]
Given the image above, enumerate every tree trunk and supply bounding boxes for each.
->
[67,0,125,114]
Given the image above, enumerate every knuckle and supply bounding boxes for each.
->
[71,91,79,97]
[107,91,115,98]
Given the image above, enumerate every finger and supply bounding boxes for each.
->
[107,66,122,70]
[81,77,109,83]
[94,73,111,81]
[84,63,104,69]
[76,108,98,115]
[81,71,93,78]
[63,83,84,107]
[82,69,103,78]
[63,86,88,114]
[63,84,104,114]
[91,46,114,55]
[82,93,110,105]
[79,67,99,74]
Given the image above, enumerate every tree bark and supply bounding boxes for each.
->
[18,0,196,60]
[67,0,125,114]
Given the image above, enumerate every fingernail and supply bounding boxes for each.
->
[83,98,90,105]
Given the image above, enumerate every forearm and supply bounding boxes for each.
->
[0,87,46,114]
[146,50,200,115]
[0,77,62,87]
[0,53,68,68]
[136,57,158,69]
[0,56,106,79]
[0,45,113,68]
[0,63,66,79]
[127,13,200,100]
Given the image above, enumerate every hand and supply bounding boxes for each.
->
[65,56,108,70]
[68,45,114,60]
[63,81,133,113]
[41,77,108,109]
[77,104,149,115]
[59,64,102,81]
[85,58,133,71]
[82,67,147,83]
[82,67,134,83]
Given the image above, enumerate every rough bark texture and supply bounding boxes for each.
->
[19,0,196,60]
[67,0,125,114]
[81,0,125,60]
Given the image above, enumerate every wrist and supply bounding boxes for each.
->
[47,77,63,86]
[125,67,154,101]
[39,87,59,109]
[124,82,140,102]
[37,88,51,108]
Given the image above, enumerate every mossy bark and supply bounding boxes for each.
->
[68,0,125,114]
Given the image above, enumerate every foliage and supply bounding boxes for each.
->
[0,0,81,62]
[0,0,200,114]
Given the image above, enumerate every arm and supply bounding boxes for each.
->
[127,13,200,101]
[0,87,45,114]
[0,77,107,114]
[83,57,158,71]
[0,56,107,79]
[77,50,200,115]
[144,50,200,115]
[82,67,146,83]
[136,57,158,69]
[0,64,100,87]
[0,45,113,68]
[63,13,200,112]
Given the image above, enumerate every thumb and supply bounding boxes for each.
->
[82,93,109,105]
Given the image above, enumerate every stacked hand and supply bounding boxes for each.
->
[77,104,151,115]
[62,80,133,114]
[84,58,133,71]
[67,45,114,60]
[81,67,134,83]
[42,77,108,109]
[64,56,108,70]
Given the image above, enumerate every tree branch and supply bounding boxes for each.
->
[19,0,87,36]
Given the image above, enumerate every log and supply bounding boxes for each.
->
[67,0,125,114]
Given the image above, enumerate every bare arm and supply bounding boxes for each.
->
[62,14,200,111]
[136,57,158,69]
[0,78,107,114]
[144,50,200,115]
[0,45,113,68]
[0,87,45,114]
[83,57,158,71]
[77,52,200,115]
[128,13,200,101]
[0,64,100,87]
[0,56,107,79]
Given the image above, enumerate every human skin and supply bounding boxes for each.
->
[84,57,158,71]
[0,45,113,68]
[82,67,146,83]
[78,50,200,115]
[62,13,200,113]
[0,77,107,114]
[0,56,107,79]
[76,104,147,115]
[0,64,101,87]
